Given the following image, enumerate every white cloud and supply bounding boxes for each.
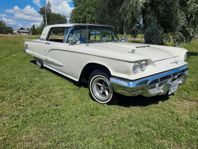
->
[33,0,41,7]
[0,14,16,26]
[2,17,16,26]
[2,1,74,29]
[47,0,73,17]
[0,14,6,18]
[6,5,42,22]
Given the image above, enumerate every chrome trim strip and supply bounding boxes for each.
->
[26,49,63,66]
[25,41,137,63]
[153,56,179,62]
[25,40,46,44]
[46,48,136,63]
[43,64,78,82]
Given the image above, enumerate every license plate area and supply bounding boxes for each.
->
[168,80,179,95]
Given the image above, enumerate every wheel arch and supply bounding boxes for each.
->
[79,62,112,84]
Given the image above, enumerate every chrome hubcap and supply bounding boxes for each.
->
[91,76,113,102]
[36,59,42,68]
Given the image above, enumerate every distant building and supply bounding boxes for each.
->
[17,27,30,35]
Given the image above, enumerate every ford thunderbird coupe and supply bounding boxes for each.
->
[24,24,188,104]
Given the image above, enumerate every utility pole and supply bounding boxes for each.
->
[45,0,48,26]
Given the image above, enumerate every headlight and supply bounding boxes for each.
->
[132,61,148,73]
[133,63,140,73]
[140,61,147,71]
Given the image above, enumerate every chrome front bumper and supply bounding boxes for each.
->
[110,65,188,97]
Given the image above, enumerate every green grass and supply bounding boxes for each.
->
[0,35,197,148]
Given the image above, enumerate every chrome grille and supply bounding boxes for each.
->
[148,69,188,87]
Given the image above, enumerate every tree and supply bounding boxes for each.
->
[48,13,67,25]
[0,20,13,34]
[119,0,142,34]
[30,24,43,35]
[142,0,180,44]
[144,15,164,44]
[177,0,198,42]
[71,0,198,44]
[71,0,98,23]
[31,24,36,35]
[39,1,66,26]
[39,1,52,25]
[71,0,141,34]
[143,0,198,44]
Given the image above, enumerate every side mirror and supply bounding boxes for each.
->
[69,36,80,45]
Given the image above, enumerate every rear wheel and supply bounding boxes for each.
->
[88,70,114,104]
[35,58,43,69]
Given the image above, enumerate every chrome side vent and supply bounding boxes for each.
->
[136,45,150,48]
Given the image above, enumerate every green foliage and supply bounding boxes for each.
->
[0,21,13,34]
[48,13,67,25]
[71,0,98,23]
[178,0,198,42]
[39,1,66,25]
[71,0,198,45]
[31,25,43,35]
[144,15,164,44]
[31,25,36,35]
[99,0,125,33]
[143,0,198,44]
[119,0,142,33]
[71,0,142,34]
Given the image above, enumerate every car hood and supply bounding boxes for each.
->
[86,42,184,62]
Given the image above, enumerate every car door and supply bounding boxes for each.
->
[45,26,89,81]
[44,27,71,73]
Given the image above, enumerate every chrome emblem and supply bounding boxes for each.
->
[171,61,179,64]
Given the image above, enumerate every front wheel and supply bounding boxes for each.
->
[88,70,114,104]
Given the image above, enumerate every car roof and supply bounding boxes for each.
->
[47,23,113,28]
[40,23,114,40]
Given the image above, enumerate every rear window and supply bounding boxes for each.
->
[47,27,66,43]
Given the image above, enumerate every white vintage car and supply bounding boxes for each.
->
[24,24,188,104]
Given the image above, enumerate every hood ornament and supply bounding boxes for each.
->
[130,45,150,53]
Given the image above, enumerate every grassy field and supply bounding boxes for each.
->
[0,35,197,148]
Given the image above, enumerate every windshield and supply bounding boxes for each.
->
[67,26,119,44]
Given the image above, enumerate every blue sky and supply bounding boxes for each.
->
[0,0,74,29]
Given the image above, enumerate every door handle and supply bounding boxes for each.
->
[46,42,50,45]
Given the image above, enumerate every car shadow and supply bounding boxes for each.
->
[30,60,170,107]
[112,94,170,107]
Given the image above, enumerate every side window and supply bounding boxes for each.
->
[47,27,65,43]
[90,30,101,42]
[89,29,113,42]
